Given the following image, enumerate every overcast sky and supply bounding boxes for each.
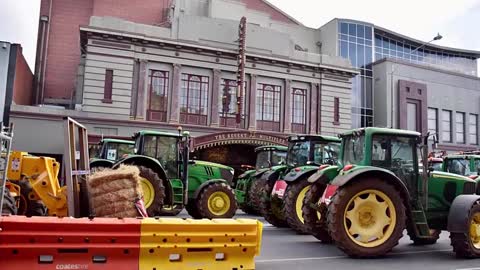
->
[1,0,479,71]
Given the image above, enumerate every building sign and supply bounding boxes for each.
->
[193,131,288,150]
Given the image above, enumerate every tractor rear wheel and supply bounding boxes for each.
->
[284,179,311,234]
[327,178,406,257]
[302,183,332,243]
[259,179,288,227]
[18,179,46,217]
[197,182,237,219]
[2,187,18,215]
[450,204,480,258]
[138,166,165,217]
[247,178,263,214]
[186,200,202,219]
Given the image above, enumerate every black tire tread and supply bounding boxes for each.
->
[196,182,237,219]
[450,204,480,258]
[284,179,311,234]
[302,183,332,243]
[18,179,46,216]
[258,179,288,227]
[138,166,165,217]
[186,200,202,219]
[2,187,18,215]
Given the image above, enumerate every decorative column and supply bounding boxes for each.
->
[130,59,140,119]
[248,74,257,131]
[283,79,292,133]
[169,64,182,124]
[210,69,221,127]
[309,82,319,134]
[135,60,148,120]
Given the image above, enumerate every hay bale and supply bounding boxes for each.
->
[87,165,142,218]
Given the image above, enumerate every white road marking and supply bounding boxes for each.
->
[256,249,452,263]
[455,268,480,270]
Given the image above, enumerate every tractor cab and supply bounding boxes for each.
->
[443,155,480,178]
[255,145,287,170]
[89,139,135,171]
[286,135,340,168]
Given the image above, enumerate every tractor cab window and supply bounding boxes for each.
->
[446,159,471,176]
[287,141,310,167]
[255,151,270,169]
[371,135,417,190]
[313,142,340,165]
[142,135,179,178]
[102,142,134,161]
[271,151,287,166]
[343,135,365,165]
[474,159,480,175]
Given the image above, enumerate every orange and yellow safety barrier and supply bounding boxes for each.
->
[0,216,262,270]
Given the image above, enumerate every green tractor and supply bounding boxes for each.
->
[258,135,341,231]
[90,138,135,172]
[113,130,237,219]
[235,145,287,214]
[442,155,480,178]
[305,127,480,258]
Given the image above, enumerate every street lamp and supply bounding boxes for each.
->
[389,33,443,129]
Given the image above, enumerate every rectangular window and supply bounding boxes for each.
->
[470,114,478,145]
[442,110,452,142]
[180,74,209,125]
[147,70,169,122]
[291,88,306,133]
[256,83,281,132]
[334,97,340,125]
[103,69,113,103]
[456,112,465,144]
[428,108,438,136]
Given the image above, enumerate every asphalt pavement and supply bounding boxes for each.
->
[180,211,480,270]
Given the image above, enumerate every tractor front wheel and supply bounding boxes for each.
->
[284,179,311,234]
[137,166,165,217]
[327,178,406,257]
[451,204,480,258]
[159,204,183,216]
[186,200,202,219]
[259,179,288,227]
[2,187,18,215]
[18,179,46,216]
[197,182,237,219]
[302,182,332,243]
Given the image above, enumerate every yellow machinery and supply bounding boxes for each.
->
[7,151,68,217]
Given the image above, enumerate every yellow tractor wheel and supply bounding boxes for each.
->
[284,179,312,234]
[196,182,237,219]
[451,204,480,258]
[302,182,332,243]
[137,166,165,217]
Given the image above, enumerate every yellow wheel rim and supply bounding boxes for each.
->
[343,189,397,248]
[469,212,480,249]
[296,185,311,224]
[207,191,231,216]
[140,177,155,208]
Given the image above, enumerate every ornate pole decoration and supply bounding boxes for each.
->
[236,16,247,126]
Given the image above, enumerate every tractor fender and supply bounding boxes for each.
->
[192,179,228,199]
[283,167,317,183]
[252,169,269,178]
[331,166,411,199]
[90,159,114,169]
[447,194,480,232]
[308,165,339,184]
[261,169,282,184]
[238,169,256,180]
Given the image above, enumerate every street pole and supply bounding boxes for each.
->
[236,17,247,127]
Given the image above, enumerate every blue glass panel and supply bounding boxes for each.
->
[339,34,347,41]
[357,44,365,67]
[340,40,348,57]
[357,24,365,38]
[365,46,372,64]
[392,41,398,52]
[349,36,356,42]
[340,22,349,34]
[375,34,382,47]
[357,38,365,45]
[398,43,404,52]
[349,23,357,36]
[382,37,389,49]
[365,26,372,40]
[349,43,357,66]
[365,77,372,108]
[375,53,382,61]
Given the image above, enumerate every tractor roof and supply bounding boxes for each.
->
[101,138,134,145]
[288,134,341,143]
[135,130,182,138]
[341,127,421,138]
[444,154,480,160]
[254,145,288,152]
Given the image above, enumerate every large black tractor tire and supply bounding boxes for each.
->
[284,179,312,234]
[18,179,47,217]
[407,227,441,245]
[258,178,288,228]
[450,204,480,258]
[2,187,18,215]
[239,200,256,215]
[196,182,237,219]
[186,200,203,219]
[302,183,332,243]
[137,166,165,217]
[327,178,406,258]
[246,178,263,214]
[159,205,183,216]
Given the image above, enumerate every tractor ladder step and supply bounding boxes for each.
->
[411,209,431,237]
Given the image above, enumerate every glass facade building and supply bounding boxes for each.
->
[337,19,478,128]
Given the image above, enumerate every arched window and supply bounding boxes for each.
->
[256,83,281,131]
[291,88,306,133]
[219,79,246,128]
[180,74,209,125]
[147,70,169,122]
